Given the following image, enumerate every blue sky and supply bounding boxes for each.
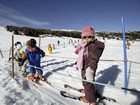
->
[0,0,140,32]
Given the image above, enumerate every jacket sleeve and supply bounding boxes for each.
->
[97,41,105,60]
[40,49,45,57]
[87,41,105,70]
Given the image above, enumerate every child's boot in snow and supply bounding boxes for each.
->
[28,73,35,81]
[37,74,44,80]
[80,96,88,103]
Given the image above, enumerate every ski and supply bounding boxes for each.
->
[98,95,116,103]
[26,77,43,86]
[60,91,81,101]
[33,78,43,85]
[21,74,43,85]
[63,84,117,103]
[44,80,51,85]
[42,76,52,85]
[28,79,42,86]
[21,72,52,86]
[64,84,84,93]
[60,90,117,104]
[21,72,29,77]
[29,78,51,86]
[20,75,41,86]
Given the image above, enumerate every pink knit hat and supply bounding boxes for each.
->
[81,26,95,38]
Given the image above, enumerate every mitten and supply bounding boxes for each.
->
[85,67,94,82]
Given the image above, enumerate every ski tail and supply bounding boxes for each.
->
[95,90,116,103]
[100,96,116,102]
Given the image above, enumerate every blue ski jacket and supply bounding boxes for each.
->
[25,47,45,67]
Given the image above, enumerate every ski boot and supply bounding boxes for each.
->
[36,74,44,80]
[79,96,88,103]
[28,73,35,81]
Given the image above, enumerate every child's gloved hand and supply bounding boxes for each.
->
[85,67,94,82]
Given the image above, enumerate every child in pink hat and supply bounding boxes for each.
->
[75,26,105,105]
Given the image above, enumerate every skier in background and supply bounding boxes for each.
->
[75,26,105,105]
[53,44,55,49]
[126,38,131,49]
[57,40,60,46]
[47,44,52,54]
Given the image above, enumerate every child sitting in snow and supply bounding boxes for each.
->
[24,38,45,81]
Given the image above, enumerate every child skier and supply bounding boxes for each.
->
[9,41,27,73]
[47,44,52,54]
[13,42,25,65]
[24,38,45,81]
[75,26,105,105]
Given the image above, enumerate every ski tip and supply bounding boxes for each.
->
[64,84,69,88]
[60,91,67,97]
[60,91,65,94]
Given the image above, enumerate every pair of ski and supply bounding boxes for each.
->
[21,73,42,85]
[60,84,117,104]
[21,71,52,86]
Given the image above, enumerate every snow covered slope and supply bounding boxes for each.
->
[0,27,140,105]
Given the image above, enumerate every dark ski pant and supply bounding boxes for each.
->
[81,70,96,103]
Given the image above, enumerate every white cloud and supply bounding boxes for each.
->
[0,4,50,27]
[0,17,17,26]
[11,15,49,26]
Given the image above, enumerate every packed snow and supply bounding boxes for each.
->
[0,27,140,105]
